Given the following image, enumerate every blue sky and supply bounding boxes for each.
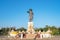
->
[0,0,60,28]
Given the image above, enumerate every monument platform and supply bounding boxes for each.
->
[26,34,36,39]
[27,22,35,34]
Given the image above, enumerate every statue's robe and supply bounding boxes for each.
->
[29,11,33,22]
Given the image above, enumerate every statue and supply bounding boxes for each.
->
[27,9,33,22]
[27,9,35,34]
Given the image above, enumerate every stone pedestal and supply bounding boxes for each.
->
[27,22,35,34]
[26,34,36,39]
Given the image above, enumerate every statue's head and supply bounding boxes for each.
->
[27,9,32,13]
[29,9,32,11]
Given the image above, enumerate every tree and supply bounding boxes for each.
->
[17,27,26,31]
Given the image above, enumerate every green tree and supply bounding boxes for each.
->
[17,27,26,31]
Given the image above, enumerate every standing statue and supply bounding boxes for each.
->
[27,9,33,22]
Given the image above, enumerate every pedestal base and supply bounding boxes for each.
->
[26,34,36,39]
[27,22,35,34]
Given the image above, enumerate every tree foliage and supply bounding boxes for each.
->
[0,25,60,35]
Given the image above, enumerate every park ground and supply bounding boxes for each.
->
[0,35,60,40]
